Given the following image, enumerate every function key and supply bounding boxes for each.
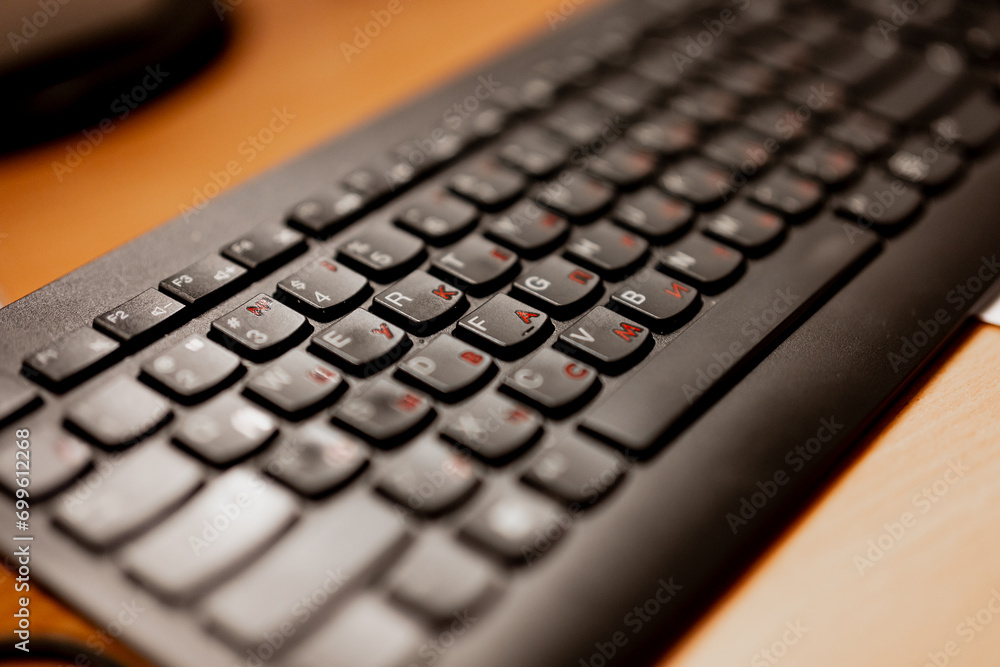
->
[159,254,247,307]
[483,201,570,259]
[22,328,120,392]
[564,220,649,280]
[287,188,367,238]
[440,393,542,463]
[336,225,426,281]
[501,348,598,417]
[394,131,466,170]
[372,271,467,335]
[659,156,735,208]
[312,310,410,376]
[787,137,859,188]
[377,437,481,516]
[212,294,310,361]
[174,393,277,465]
[556,307,651,374]
[533,53,599,90]
[140,334,243,404]
[746,166,825,220]
[522,435,626,506]
[456,294,552,360]
[511,256,601,319]
[93,289,186,344]
[533,172,616,222]
[448,156,527,210]
[657,235,745,292]
[276,257,369,320]
[700,200,786,254]
[0,372,41,427]
[609,272,700,332]
[394,188,480,244]
[611,188,693,241]
[221,223,306,270]
[333,378,434,445]
[497,126,570,178]
[430,235,519,296]
[342,165,395,203]
[264,423,369,498]
[0,420,91,500]
[461,487,566,564]
[397,334,495,401]
[245,349,345,419]
[66,376,171,448]
[887,135,963,190]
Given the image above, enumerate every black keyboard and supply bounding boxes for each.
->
[4,0,1000,665]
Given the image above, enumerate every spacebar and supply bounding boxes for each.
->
[582,216,881,452]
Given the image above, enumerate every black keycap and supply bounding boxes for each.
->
[702,128,774,172]
[631,44,685,89]
[336,224,426,280]
[493,77,557,114]
[747,166,825,220]
[0,420,90,500]
[441,392,542,463]
[501,348,598,416]
[788,137,860,188]
[66,376,171,448]
[743,101,811,142]
[933,88,1000,151]
[276,256,369,320]
[556,306,650,374]
[523,435,626,506]
[334,378,434,445]
[212,294,310,360]
[121,469,298,601]
[588,72,661,118]
[448,156,526,210]
[221,223,306,270]
[609,272,700,331]
[54,439,202,549]
[625,109,699,156]
[312,310,410,376]
[542,99,620,147]
[159,254,247,307]
[708,60,777,99]
[372,271,468,334]
[657,235,745,291]
[483,200,570,258]
[511,256,601,319]
[670,85,741,126]
[564,220,649,280]
[533,172,616,222]
[659,157,735,208]
[245,349,344,418]
[394,130,466,170]
[22,328,119,391]
[583,141,658,189]
[815,32,899,87]
[264,423,369,498]
[394,188,480,244]
[456,294,552,359]
[386,534,498,621]
[784,77,846,117]
[287,187,368,238]
[204,495,410,648]
[887,135,963,189]
[0,372,40,426]
[378,437,482,516]
[700,200,786,253]
[497,126,570,178]
[611,188,693,241]
[430,235,520,296]
[462,488,566,564]
[93,289,186,344]
[397,334,496,400]
[175,393,278,465]
[342,164,395,202]
[141,334,243,403]
[582,217,881,453]
[863,48,966,124]
[826,110,894,156]
[835,169,924,230]
[742,27,812,72]
[533,53,598,90]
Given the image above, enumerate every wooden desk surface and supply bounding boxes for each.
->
[3,1,1000,666]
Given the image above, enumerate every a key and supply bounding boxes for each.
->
[743,101,811,142]
[522,435,627,506]
[448,156,526,210]
[287,187,368,238]
[658,234,746,291]
[372,270,468,334]
[658,156,735,208]
[542,99,620,147]
[264,423,369,498]
[394,188,480,244]
[497,126,571,178]
[456,294,552,359]
[440,392,542,462]
[700,200,786,253]
[588,72,661,118]
[203,494,410,648]
[245,349,344,419]
[0,372,40,427]
[625,109,699,156]
[501,348,598,416]
[397,334,496,401]
[670,85,741,126]
[611,188,693,241]
[787,137,860,188]
[583,141,658,189]
[932,87,1000,151]
[556,306,651,374]
[333,378,434,445]
[174,393,278,465]
[54,439,203,549]
[483,200,570,258]
[336,224,426,280]
[609,272,700,331]
[0,420,90,500]
[533,171,616,222]
[276,257,369,320]
[747,166,824,220]
[159,254,247,307]
[221,223,306,270]
[141,334,243,403]
[887,135,963,189]
[212,294,310,360]
[702,128,774,172]
[511,256,602,319]
[378,437,482,516]
[22,328,120,392]
[462,487,566,564]
[430,235,520,296]
[835,169,923,230]
[121,468,298,601]
[94,289,186,344]
[826,110,894,156]
[66,376,171,448]
[564,220,649,280]
[311,310,411,376]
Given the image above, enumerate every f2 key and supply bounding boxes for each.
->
[94,289,186,345]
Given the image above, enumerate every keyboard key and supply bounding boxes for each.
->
[175,393,278,465]
[501,348,598,416]
[372,271,468,335]
[462,488,566,564]
[456,294,552,359]
[440,393,542,462]
[311,310,411,376]
[378,437,482,516]
[826,110,894,156]
[66,376,171,448]
[631,44,685,89]
[22,328,120,391]
[784,77,846,117]
[342,164,396,202]
[609,272,700,331]
[702,127,774,171]
[334,378,434,445]
[658,235,745,291]
[497,126,570,178]
[523,435,626,506]
[625,109,699,156]
[564,220,649,280]
[430,235,519,296]
[54,439,202,549]
[94,289,186,344]
[542,99,619,146]
[611,188,693,241]
[835,169,924,230]
[448,156,526,210]
[743,101,811,142]
[658,156,734,208]
[556,306,650,374]
[670,85,741,126]
[932,87,1000,151]
[0,420,90,500]
[204,494,409,648]
[397,334,496,401]
[483,200,570,258]
[815,32,899,87]
[0,372,40,426]
[887,135,963,189]
[221,223,306,270]
[337,225,426,280]
[588,72,661,118]
[245,350,344,419]
[276,257,369,320]
[264,423,369,498]
[212,294,310,360]
[159,254,247,307]
[386,534,498,621]
[787,137,860,188]
[141,334,243,403]
[287,187,367,238]
[747,166,824,220]
[708,60,777,99]
[700,200,786,253]
[512,256,602,318]
[394,188,480,244]
[533,172,616,222]
[121,468,298,601]
[863,47,967,124]
[395,131,466,169]
[583,141,658,189]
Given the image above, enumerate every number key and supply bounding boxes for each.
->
[212,294,310,360]
[276,257,369,320]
